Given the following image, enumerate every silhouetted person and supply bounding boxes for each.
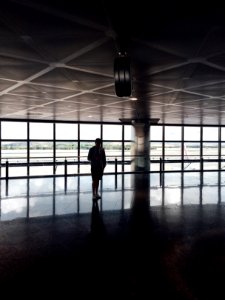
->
[88,138,106,200]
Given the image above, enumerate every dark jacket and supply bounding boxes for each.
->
[88,146,106,170]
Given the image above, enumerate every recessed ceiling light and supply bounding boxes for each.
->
[129,97,138,101]
[88,115,93,118]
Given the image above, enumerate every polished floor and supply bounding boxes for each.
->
[0,172,225,299]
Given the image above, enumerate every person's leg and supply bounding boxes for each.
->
[93,178,98,198]
[92,169,101,199]
[96,179,99,195]
[92,180,95,195]
[91,169,96,198]
[93,179,97,196]
[96,169,103,198]
[92,171,97,198]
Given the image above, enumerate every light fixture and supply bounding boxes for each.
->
[119,118,160,124]
[129,96,138,101]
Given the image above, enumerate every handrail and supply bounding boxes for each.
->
[1,154,223,159]
[1,155,225,180]
[1,156,225,165]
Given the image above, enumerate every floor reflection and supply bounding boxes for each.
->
[0,172,224,221]
[1,173,225,299]
[90,200,106,241]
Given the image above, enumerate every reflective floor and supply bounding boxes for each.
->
[0,172,225,299]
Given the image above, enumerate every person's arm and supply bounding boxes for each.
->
[102,148,106,169]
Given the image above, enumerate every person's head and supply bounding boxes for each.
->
[95,138,102,147]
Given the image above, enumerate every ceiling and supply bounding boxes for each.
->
[1,0,225,125]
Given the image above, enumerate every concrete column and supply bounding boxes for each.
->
[131,121,150,172]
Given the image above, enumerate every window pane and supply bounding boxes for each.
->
[103,125,122,140]
[184,126,200,141]
[30,142,53,162]
[184,142,200,159]
[56,142,77,159]
[104,142,122,158]
[56,142,78,175]
[80,124,100,140]
[30,122,53,139]
[124,142,132,155]
[203,127,218,141]
[124,125,134,140]
[29,166,53,176]
[150,142,162,172]
[164,142,181,170]
[203,142,218,170]
[164,173,182,186]
[124,142,132,172]
[56,123,78,140]
[165,126,181,140]
[203,142,218,158]
[184,142,200,170]
[1,121,27,139]
[221,128,225,141]
[220,143,225,170]
[7,167,27,177]
[55,164,78,175]
[150,142,162,160]
[221,142,225,156]
[80,142,93,174]
[80,141,93,160]
[1,141,27,163]
[165,142,181,159]
[104,142,122,173]
[150,126,162,140]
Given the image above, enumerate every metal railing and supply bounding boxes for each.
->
[1,155,225,180]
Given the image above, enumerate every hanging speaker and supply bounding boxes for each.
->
[114,55,132,97]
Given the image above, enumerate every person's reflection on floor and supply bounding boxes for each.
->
[90,200,106,242]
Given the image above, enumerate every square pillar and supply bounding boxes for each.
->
[131,121,150,172]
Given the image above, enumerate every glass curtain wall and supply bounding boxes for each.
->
[150,125,221,175]
[0,121,224,178]
[0,121,134,178]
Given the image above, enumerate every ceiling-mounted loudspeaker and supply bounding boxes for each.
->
[114,55,132,97]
